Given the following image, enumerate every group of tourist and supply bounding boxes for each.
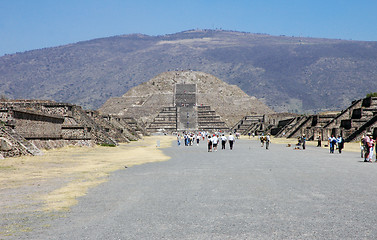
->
[177,132,202,146]
[361,133,376,162]
[259,134,271,149]
[294,134,306,150]
[207,133,235,152]
[176,131,377,160]
[328,135,345,153]
[176,131,236,152]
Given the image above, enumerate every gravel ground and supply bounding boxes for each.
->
[12,138,377,239]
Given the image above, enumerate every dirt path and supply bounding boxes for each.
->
[0,135,174,239]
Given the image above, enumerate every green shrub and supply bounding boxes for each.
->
[99,143,116,147]
[366,92,377,98]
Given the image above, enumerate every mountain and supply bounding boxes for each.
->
[1,29,377,113]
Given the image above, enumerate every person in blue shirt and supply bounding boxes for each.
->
[301,134,306,150]
[328,135,337,153]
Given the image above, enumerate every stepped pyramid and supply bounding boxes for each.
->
[99,71,274,132]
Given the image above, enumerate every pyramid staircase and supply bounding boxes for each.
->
[273,118,297,137]
[197,106,228,132]
[147,107,177,132]
[231,115,264,135]
[286,116,312,138]
[336,97,377,141]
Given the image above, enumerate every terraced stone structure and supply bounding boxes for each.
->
[273,96,377,142]
[99,71,274,132]
[232,113,298,136]
[0,100,144,158]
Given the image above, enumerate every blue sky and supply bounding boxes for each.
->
[1,0,377,56]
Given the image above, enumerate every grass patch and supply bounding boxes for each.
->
[98,143,116,147]
[0,165,16,170]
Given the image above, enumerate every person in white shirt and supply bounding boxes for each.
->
[228,133,235,150]
[266,134,271,150]
[220,134,227,149]
[212,134,219,151]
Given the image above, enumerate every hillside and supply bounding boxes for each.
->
[1,29,377,112]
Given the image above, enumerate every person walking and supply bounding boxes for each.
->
[363,134,371,162]
[184,134,188,146]
[328,135,337,153]
[369,137,375,162]
[360,134,365,158]
[177,134,181,146]
[207,135,213,152]
[317,135,322,147]
[220,134,227,150]
[212,134,219,152]
[228,133,235,150]
[301,134,306,150]
[266,134,271,150]
[337,135,344,153]
[196,134,200,146]
[260,134,265,147]
[189,134,194,146]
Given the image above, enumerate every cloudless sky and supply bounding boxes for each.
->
[1,0,377,56]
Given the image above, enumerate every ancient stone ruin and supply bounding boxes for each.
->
[0,100,144,158]
[222,95,377,143]
[258,96,377,142]
[2,69,375,159]
[99,70,274,132]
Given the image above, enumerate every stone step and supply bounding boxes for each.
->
[198,116,221,120]
[7,128,43,155]
[154,117,177,121]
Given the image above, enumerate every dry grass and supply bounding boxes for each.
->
[0,135,175,213]
[0,135,175,237]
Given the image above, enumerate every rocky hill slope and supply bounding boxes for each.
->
[1,29,377,113]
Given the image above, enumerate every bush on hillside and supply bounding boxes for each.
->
[366,92,377,98]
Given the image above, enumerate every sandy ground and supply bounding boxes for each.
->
[0,135,175,238]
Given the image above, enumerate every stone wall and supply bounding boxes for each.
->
[0,99,144,157]
[62,125,91,140]
[41,104,73,117]
[11,109,64,139]
[31,139,94,150]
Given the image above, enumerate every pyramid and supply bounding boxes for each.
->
[99,71,274,132]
